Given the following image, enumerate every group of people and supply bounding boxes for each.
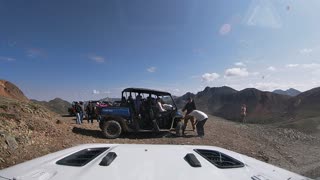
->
[180,97,248,138]
[182,97,208,138]
[74,101,108,124]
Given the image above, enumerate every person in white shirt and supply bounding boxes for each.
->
[184,110,208,137]
[156,97,166,112]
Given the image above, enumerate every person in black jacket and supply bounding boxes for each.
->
[182,97,197,131]
[86,101,95,123]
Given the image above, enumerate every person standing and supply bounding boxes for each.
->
[182,97,197,131]
[241,104,247,123]
[86,101,95,123]
[79,101,85,124]
[75,102,82,124]
[185,110,208,137]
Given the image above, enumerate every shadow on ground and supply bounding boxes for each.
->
[72,127,106,139]
[72,127,196,139]
[61,114,74,117]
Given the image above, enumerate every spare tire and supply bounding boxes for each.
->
[102,120,122,139]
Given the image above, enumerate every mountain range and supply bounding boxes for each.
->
[31,98,71,115]
[176,86,320,135]
[272,88,301,96]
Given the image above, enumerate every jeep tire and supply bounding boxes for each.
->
[102,120,122,139]
[175,121,184,137]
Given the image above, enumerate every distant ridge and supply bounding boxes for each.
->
[31,98,71,115]
[177,86,320,134]
[177,86,294,123]
[273,88,301,96]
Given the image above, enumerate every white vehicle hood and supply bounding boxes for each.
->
[0,144,312,180]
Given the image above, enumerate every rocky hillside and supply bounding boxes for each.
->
[0,95,64,167]
[276,87,320,135]
[273,88,301,96]
[0,80,28,101]
[31,98,71,115]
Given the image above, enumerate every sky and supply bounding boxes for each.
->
[1,0,320,101]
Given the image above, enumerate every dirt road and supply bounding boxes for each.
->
[2,114,320,178]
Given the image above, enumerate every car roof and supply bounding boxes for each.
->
[122,87,171,96]
[0,144,308,180]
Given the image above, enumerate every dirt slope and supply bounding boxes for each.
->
[0,80,28,101]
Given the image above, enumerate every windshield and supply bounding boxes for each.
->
[0,0,320,179]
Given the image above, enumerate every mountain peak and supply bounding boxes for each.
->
[0,79,29,101]
[273,88,301,96]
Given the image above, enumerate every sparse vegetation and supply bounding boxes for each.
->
[0,105,8,110]
[0,113,16,119]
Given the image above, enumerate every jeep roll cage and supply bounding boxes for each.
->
[121,87,177,108]
[122,88,171,96]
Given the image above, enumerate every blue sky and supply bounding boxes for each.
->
[1,0,320,101]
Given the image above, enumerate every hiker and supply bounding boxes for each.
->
[86,101,95,123]
[184,110,208,137]
[182,97,197,131]
[79,101,85,123]
[75,102,82,124]
[241,104,247,123]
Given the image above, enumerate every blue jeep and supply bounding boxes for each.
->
[98,88,184,139]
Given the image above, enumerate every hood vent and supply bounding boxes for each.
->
[56,147,109,167]
[184,153,202,167]
[194,149,244,169]
[99,152,117,166]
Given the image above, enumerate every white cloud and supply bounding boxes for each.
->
[234,62,246,67]
[225,68,249,77]
[88,55,105,63]
[172,88,180,93]
[147,67,156,73]
[286,64,299,68]
[0,56,15,61]
[267,66,276,71]
[201,73,220,82]
[251,72,260,76]
[285,63,320,69]
[249,82,283,91]
[300,48,313,54]
[92,90,100,94]
[302,63,320,69]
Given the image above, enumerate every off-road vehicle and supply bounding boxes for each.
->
[98,88,184,138]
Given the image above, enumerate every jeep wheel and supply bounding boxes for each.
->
[175,121,184,137]
[102,120,122,139]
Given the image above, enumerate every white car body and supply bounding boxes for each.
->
[0,144,312,180]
